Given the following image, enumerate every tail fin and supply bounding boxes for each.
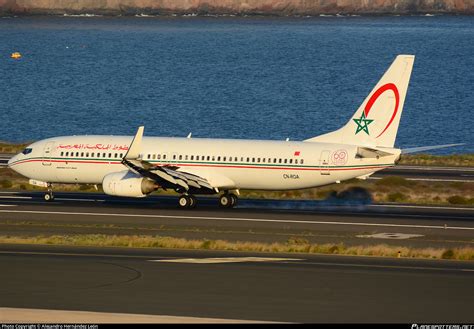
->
[305,55,415,148]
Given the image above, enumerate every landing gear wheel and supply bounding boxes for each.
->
[219,193,237,208]
[229,194,238,208]
[44,193,54,202]
[188,195,197,208]
[178,195,190,208]
[219,194,231,208]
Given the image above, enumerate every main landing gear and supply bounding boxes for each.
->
[44,183,55,202]
[178,194,197,209]
[177,192,238,209]
[219,193,238,208]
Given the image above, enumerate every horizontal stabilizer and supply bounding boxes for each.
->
[401,143,465,154]
[357,147,394,159]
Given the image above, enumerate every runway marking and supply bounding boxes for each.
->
[0,204,17,207]
[369,204,474,211]
[57,198,106,202]
[150,257,302,264]
[0,251,470,273]
[357,233,424,240]
[0,209,473,231]
[0,196,32,199]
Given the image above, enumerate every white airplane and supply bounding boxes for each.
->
[8,55,462,208]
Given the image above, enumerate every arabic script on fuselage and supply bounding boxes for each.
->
[57,143,129,151]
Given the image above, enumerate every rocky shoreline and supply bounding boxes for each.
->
[0,0,473,16]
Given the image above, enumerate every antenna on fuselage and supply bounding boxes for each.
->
[187,132,192,139]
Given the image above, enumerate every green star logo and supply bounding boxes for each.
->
[353,112,374,135]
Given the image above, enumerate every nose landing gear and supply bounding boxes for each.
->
[44,183,55,202]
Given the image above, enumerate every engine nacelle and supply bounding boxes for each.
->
[102,171,157,198]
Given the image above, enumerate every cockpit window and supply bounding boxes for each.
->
[21,148,33,155]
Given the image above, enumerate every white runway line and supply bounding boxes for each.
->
[0,204,17,207]
[0,209,472,231]
[57,198,106,202]
[0,196,32,199]
[150,257,302,264]
[356,233,424,239]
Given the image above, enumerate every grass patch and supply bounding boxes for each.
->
[0,142,29,154]
[0,234,472,261]
[447,195,471,205]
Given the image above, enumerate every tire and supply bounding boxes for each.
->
[219,194,231,208]
[178,195,190,208]
[188,195,197,208]
[44,193,54,202]
[229,194,238,208]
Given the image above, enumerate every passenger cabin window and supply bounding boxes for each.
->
[60,152,64,156]
[179,155,182,160]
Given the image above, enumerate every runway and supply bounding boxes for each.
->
[0,191,472,248]
[0,191,473,322]
[0,244,473,322]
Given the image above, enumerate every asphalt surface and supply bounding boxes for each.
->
[0,191,473,322]
[0,191,473,248]
[0,244,473,323]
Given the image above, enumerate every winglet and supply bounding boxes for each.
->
[124,126,144,160]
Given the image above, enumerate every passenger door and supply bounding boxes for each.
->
[319,150,331,175]
[42,142,55,166]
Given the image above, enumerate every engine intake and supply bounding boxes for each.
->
[102,171,157,197]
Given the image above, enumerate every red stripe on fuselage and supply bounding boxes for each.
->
[9,158,390,171]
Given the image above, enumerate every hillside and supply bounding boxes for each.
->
[1,0,473,16]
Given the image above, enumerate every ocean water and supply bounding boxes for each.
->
[0,15,473,153]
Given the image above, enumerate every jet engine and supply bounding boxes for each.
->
[102,171,157,198]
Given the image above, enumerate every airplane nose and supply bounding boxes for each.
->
[7,154,17,168]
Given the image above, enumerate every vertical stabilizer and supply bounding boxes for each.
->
[305,55,414,148]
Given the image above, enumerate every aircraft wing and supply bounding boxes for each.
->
[123,158,216,194]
